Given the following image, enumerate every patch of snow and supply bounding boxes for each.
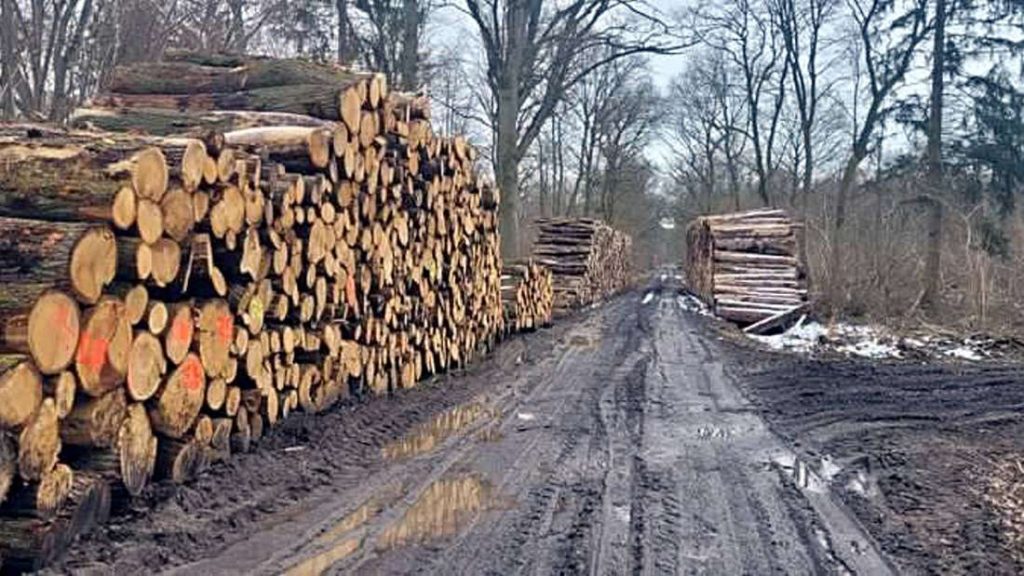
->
[642,292,655,305]
[902,337,928,348]
[945,346,983,361]
[820,456,842,483]
[676,294,710,315]
[749,319,826,353]
[836,337,902,359]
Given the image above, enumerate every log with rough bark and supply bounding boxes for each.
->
[0,433,16,505]
[71,107,337,136]
[2,463,72,519]
[0,290,80,376]
[685,209,808,331]
[0,217,117,305]
[531,219,633,315]
[0,359,43,430]
[17,398,61,480]
[0,126,165,229]
[61,388,127,448]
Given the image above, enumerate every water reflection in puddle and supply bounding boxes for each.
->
[377,474,497,550]
[283,537,361,576]
[284,488,402,576]
[382,401,498,460]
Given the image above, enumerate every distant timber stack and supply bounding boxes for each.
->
[686,209,808,333]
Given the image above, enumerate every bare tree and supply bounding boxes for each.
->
[690,0,788,206]
[828,0,930,300]
[462,0,680,256]
[348,0,430,89]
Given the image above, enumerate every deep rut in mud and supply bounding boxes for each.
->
[43,282,1024,575]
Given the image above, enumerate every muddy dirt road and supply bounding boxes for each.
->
[49,280,1023,575]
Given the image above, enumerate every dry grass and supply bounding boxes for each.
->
[985,456,1024,566]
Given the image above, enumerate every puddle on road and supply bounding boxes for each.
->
[283,537,362,576]
[382,401,499,460]
[376,474,499,550]
[284,485,405,576]
[769,450,832,494]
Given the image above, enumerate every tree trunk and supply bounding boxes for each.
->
[400,0,419,91]
[0,0,15,119]
[829,154,861,303]
[922,0,946,311]
[496,85,520,258]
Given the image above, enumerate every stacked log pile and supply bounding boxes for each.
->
[532,218,633,315]
[500,260,553,333]
[685,209,807,330]
[0,53,502,568]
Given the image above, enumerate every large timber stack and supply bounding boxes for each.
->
[0,52,503,569]
[686,209,807,329]
[532,218,633,315]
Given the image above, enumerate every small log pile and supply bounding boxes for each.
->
[0,52,502,568]
[500,260,553,333]
[532,218,633,315]
[685,209,807,330]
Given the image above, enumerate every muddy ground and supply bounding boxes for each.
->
[35,279,1024,575]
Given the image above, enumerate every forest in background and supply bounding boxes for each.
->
[1,0,1024,331]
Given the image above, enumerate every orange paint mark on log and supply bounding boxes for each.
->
[76,332,108,371]
[215,313,233,344]
[171,314,192,345]
[182,356,203,391]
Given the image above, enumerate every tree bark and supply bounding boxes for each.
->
[922,0,946,311]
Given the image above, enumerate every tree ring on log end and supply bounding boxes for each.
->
[69,227,117,305]
[28,291,80,375]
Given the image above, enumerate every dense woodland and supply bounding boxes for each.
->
[1,0,1024,330]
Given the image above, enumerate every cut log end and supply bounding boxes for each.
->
[0,360,42,430]
[70,227,118,305]
[131,147,169,202]
[28,291,81,375]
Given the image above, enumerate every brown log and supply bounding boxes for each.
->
[72,107,337,135]
[0,290,81,375]
[229,406,250,454]
[149,352,205,438]
[2,462,72,519]
[0,517,64,571]
[0,217,117,305]
[164,303,194,365]
[43,371,77,420]
[0,359,43,430]
[75,297,131,397]
[126,331,165,401]
[61,388,127,447]
[161,187,195,242]
[17,398,61,480]
[95,82,366,124]
[0,131,166,229]
[154,438,200,484]
[197,299,233,379]
[0,433,16,505]
[224,127,332,170]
